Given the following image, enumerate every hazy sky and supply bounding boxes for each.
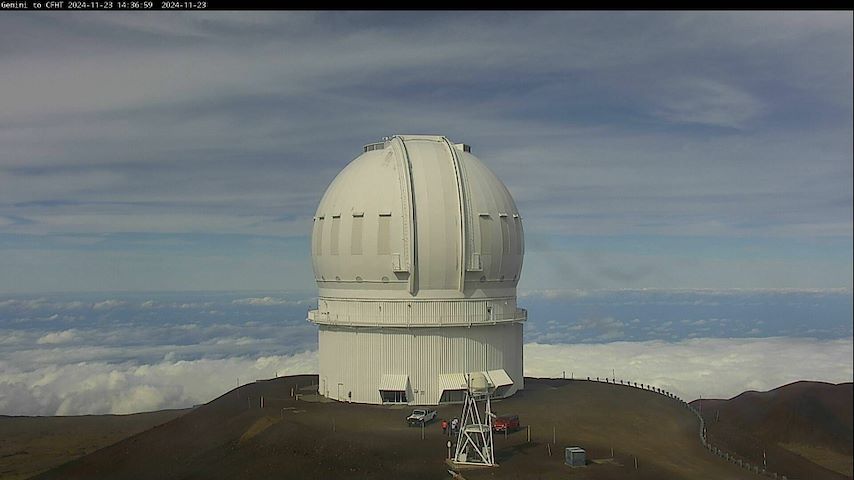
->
[0,12,851,293]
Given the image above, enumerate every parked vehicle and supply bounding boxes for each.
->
[406,409,437,426]
[493,414,520,432]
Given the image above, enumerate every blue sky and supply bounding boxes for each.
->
[0,12,851,293]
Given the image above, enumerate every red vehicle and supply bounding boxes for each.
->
[493,414,520,432]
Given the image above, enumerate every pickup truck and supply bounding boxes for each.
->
[493,414,520,432]
[406,409,437,426]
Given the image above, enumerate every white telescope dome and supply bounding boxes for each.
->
[308,135,526,405]
[311,134,524,302]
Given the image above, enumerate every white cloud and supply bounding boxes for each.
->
[1,291,851,416]
[521,283,854,300]
[232,296,302,306]
[0,351,318,416]
[570,317,626,341]
[92,299,128,310]
[3,336,851,415]
[524,336,854,401]
[0,298,88,311]
[36,329,77,345]
[651,78,765,128]
[519,289,593,300]
[0,12,849,294]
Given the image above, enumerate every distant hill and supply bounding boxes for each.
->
[0,409,187,480]
[692,381,853,479]
[30,375,760,480]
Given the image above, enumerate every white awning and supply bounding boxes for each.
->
[438,373,468,391]
[378,374,409,391]
[485,369,514,388]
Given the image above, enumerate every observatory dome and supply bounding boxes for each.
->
[311,134,523,301]
[308,135,526,405]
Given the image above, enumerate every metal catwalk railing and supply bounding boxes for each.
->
[308,308,527,327]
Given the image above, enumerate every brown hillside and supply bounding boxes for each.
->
[0,409,187,480]
[692,381,853,479]
[33,375,759,480]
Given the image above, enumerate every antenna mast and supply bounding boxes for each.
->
[453,372,497,467]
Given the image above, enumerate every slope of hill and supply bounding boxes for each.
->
[33,375,758,480]
[692,381,853,479]
[0,409,188,480]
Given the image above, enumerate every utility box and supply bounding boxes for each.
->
[565,447,586,467]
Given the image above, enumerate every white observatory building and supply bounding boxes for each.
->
[307,135,525,405]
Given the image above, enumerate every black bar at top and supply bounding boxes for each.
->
[1,2,851,10]
[4,0,314,9]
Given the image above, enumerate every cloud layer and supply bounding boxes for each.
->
[0,291,320,415]
[4,337,850,416]
[524,337,853,402]
[1,290,851,415]
[1,352,317,416]
[522,288,853,342]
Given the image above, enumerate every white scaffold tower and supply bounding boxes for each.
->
[453,372,497,467]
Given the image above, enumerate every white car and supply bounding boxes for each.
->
[406,409,437,426]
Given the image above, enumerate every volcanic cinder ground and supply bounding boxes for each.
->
[0,409,187,480]
[22,375,774,480]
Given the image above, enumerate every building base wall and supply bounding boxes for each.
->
[317,322,523,405]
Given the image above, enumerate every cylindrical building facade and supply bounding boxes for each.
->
[307,135,525,405]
